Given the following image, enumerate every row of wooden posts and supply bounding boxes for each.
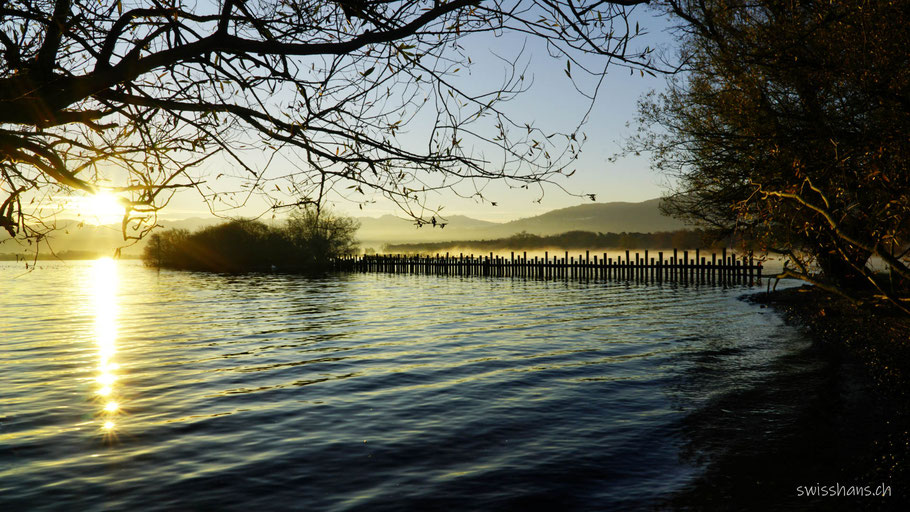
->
[333,248,763,285]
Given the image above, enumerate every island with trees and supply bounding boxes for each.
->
[142,208,358,273]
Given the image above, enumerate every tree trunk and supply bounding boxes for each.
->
[813,244,871,291]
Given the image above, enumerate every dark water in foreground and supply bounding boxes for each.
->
[0,261,899,510]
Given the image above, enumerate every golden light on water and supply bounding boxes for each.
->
[91,257,124,436]
[96,373,116,386]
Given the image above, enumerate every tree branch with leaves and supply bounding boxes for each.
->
[631,0,910,310]
[1,0,654,252]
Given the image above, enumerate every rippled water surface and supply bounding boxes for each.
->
[1,260,808,511]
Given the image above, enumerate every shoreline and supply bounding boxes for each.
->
[666,285,910,510]
[747,285,910,402]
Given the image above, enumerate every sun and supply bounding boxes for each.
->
[70,192,126,226]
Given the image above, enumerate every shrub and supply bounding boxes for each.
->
[142,208,359,273]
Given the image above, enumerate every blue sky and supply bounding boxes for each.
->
[160,5,679,223]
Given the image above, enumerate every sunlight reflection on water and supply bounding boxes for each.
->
[90,258,122,438]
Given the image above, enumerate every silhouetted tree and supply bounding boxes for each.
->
[285,206,360,269]
[1,0,655,249]
[143,219,271,271]
[142,208,358,272]
[634,0,910,308]
[144,227,192,269]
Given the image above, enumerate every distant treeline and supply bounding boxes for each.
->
[382,230,732,253]
[0,250,140,261]
[143,209,358,273]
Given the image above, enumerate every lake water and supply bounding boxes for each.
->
[0,260,883,510]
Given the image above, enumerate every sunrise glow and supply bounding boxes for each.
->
[70,192,126,225]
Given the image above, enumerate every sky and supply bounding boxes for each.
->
[148,4,680,224]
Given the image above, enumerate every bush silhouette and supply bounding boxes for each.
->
[143,209,359,273]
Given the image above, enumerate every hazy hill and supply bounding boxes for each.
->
[1,199,687,256]
[355,214,499,245]
[158,216,225,232]
[355,198,688,246]
[0,217,223,258]
[486,199,686,237]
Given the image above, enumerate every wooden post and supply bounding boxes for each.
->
[672,248,678,280]
[658,251,664,282]
[711,253,717,282]
[682,250,688,281]
[644,250,649,281]
[585,251,597,279]
[621,250,627,281]
[749,252,755,284]
[721,248,727,283]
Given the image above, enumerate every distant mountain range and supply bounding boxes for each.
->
[0,198,688,257]
[355,198,688,246]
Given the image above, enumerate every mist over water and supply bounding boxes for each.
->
[2,260,815,510]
